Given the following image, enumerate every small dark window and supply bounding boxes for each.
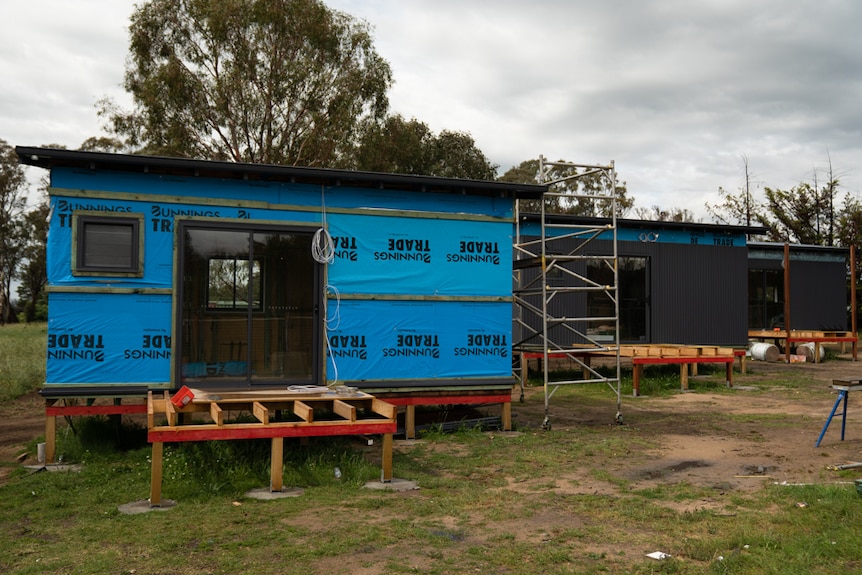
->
[74,214,143,275]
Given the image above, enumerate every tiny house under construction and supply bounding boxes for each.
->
[747,241,856,362]
[513,214,856,387]
[515,214,766,348]
[18,147,545,415]
[748,242,850,332]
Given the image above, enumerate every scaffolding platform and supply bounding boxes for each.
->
[512,158,622,428]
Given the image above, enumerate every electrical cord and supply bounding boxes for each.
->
[323,285,341,384]
[311,227,334,264]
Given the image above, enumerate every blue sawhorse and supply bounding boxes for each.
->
[816,381,862,447]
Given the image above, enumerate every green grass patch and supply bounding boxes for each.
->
[5,336,862,573]
[0,322,46,400]
[3,411,862,574]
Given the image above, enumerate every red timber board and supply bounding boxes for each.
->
[148,421,396,443]
[631,357,735,366]
[46,404,147,416]
[383,394,512,407]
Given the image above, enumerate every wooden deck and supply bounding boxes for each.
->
[611,345,736,396]
[748,330,858,363]
[522,344,740,396]
[146,388,397,506]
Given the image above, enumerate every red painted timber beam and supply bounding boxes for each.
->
[383,394,511,407]
[148,422,396,443]
[46,404,147,416]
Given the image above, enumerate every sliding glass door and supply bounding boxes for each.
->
[177,223,320,387]
[587,256,649,343]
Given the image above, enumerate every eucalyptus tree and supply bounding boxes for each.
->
[99,0,393,166]
[756,179,840,245]
[499,158,632,217]
[16,190,49,322]
[633,205,698,222]
[0,139,27,324]
[353,114,497,180]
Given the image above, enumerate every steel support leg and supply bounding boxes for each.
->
[816,390,848,447]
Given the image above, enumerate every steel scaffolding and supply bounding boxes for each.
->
[512,156,622,429]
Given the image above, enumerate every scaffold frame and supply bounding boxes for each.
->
[513,156,622,428]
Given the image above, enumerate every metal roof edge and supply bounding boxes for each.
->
[747,241,851,253]
[518,212,768,235]
[15,146,548,199]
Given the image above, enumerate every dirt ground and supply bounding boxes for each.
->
[0,390,46,478]
[3,354,862,504]
[506,353,862,513]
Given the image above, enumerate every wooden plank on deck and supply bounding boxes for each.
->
[147,392,155,429]
[210,402,224,426]
[333,399,356,421]
[165,391,177,427]
[293,400,313,422]
[372,398,397,419]
[253,401,269,424]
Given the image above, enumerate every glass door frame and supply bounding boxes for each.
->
[172,219,323,389]
[748,268,785,330]
[618,255,650,344]
[586,255,650,344]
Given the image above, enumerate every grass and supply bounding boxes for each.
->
[3,324,862,573]
[0,322,46,401]
[5,418,861,574]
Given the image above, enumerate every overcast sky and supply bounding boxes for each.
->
[2,0,859,219]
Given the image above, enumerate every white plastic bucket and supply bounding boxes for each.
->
[749,342,780,362]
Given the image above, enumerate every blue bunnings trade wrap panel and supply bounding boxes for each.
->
[51,167,513,218]
[327,213,512,296]
[48,196,321,288]
[325,300,512,382]
[46,292,172,385]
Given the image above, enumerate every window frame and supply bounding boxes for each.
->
[72,211,144,277]
[205,256,264,312]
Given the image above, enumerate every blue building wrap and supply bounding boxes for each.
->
[325,300,511,382]
[45,166,516,388]
[47,293,172,384]
[327,213,512,297]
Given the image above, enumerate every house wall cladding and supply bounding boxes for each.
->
[46,166,516,388]
[748,251,848,331]
[517,230,750,347]
[639,241,748,345]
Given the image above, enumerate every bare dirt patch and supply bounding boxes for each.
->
[0,390,45,473]
[512,355,862,502]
